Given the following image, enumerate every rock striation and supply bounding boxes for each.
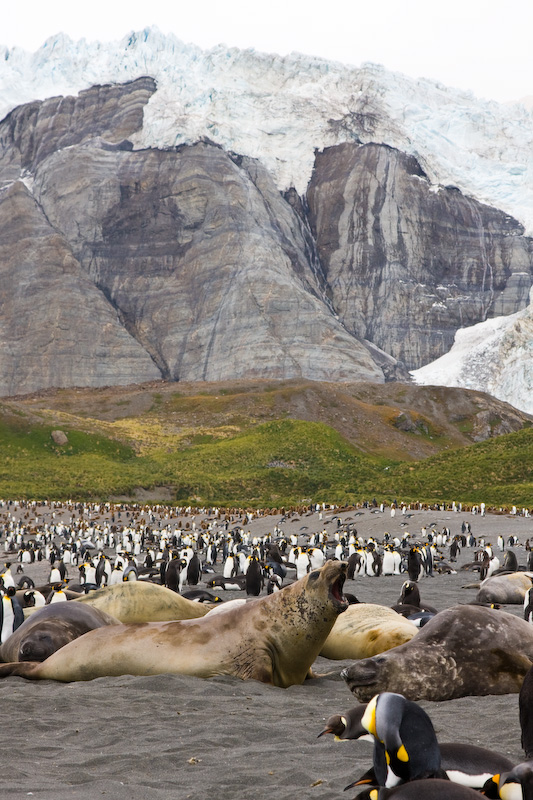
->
[0,77,532,396]
[307,142,533,368]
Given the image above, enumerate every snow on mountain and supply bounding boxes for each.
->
[411,290,533,415]
[0,27,532,233]
[1,27,533,413]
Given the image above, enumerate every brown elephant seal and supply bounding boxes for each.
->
[476,572,533,604]
[0,603,120,662]
[320,603,418,660]
[0,560,348,686]
[341,605,533,702]
[74,581,210,622]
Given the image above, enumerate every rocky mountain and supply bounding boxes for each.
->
[0,30,532,406]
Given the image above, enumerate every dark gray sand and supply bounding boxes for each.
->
[2,507,532,799]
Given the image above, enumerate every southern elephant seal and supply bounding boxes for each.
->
[476,572,533,604]
[0,560,348,686]
[0,602,119,662]
[74,580,210,622]
[341,605,533,702]
[320,603,418,660]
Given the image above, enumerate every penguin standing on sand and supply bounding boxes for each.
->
[449,539,460,562]
[222,554,238,579]
[407,548,422,582]
[95,554,111,587]
[48,566,63,585]
[164,552,182,592]
[186,553,201,586]
[381,547,396,576]
[0,587,24,644]
[109,564,124,586]
[245,555,263,596]
[0,564,15,589]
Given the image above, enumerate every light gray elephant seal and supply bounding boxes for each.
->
[341,605,533,702]
[320,603,418,660]
[0,603,120,662]
[476,572,533,604]
[0,560,348,687]
[74,580,210,622]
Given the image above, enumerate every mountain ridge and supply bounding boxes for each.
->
[1,31,532,411]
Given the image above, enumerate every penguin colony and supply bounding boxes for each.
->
[1,498,533,798]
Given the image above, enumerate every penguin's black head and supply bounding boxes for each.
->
[317,714,346,738]
[317,705,368,740]
[497,762,533,799]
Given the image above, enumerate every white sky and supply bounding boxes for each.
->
[2,0,532,103]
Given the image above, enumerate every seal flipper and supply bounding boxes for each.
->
[491,648,533,684]
[0,660,42,679]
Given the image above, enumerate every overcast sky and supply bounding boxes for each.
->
[2,0,532,103]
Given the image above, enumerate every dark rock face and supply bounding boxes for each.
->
[30,142,382,384]
[0,76,156,177]
[0,80,532,395]
[0,181,161,394]
[307,142,533,368]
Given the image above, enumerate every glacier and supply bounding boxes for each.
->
[1,26,533,414]
[0,27,532,234]
[411,292,533,415]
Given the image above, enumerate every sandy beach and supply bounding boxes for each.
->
[2,505,532,799]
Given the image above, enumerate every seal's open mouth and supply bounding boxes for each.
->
[329,573,349,611]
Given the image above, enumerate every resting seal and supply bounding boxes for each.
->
[476,572,533,604]
[0,603,119,662]
[341,605,533,702]
[320,603,418,660]
[74,581,210,622]
[0,560,348,686]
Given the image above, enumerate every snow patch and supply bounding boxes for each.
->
[411,292,533,415]
[0,27,531,233]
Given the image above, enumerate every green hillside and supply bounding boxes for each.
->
[0,380,531,508]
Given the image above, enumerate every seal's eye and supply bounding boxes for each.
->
[308,571,320,582]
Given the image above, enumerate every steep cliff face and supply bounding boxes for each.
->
[31,138,382,383]
[0,76,157,179]
[307,142,533,368]
[0,76,532,396]
[0,181,161,395]
[0,78,383,393]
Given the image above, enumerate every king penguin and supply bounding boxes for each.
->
[319,693,445,788]
[319,695,514,793]
[0,587,23,644]
[245,555,263,596]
